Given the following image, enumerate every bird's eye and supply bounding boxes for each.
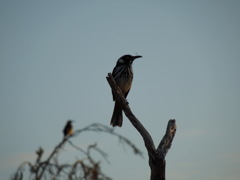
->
[118,59,124,64]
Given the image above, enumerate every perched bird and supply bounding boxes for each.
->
[63,120,74,138]
[110,54,142,127]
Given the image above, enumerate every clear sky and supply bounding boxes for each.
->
[0,1,240,180]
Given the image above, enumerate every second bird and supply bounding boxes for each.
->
[110,54,142,127]
[63,120,74,138]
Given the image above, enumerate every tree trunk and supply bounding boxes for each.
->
[149,154,166,180]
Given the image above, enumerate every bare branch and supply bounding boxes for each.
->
[157,119,177,157]
[12,122,141,180]
[37,137,68,179]
[73,123,143,157]
[106,73,156,158]
[11,161,32,180]
[106,73,177,180]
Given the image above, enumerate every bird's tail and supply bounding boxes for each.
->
[110,102,123,127]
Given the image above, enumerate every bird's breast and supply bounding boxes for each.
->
[117,78,132,94]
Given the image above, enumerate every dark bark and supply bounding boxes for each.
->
[106,73,177,180]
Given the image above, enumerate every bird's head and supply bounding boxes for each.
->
[117,54,142,66]
[66,120,73,125]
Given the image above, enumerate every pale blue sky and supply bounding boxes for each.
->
[0,1,240,180]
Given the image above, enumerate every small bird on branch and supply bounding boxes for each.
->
[110,54,142,127]
[63,120,74,138]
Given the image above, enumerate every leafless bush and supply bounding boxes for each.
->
[11,123,143,180]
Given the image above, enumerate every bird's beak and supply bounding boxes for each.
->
[133,55,142,60]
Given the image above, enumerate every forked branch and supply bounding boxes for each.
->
[106,73,177,180]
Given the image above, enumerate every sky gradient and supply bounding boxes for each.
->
[1,1,240,180]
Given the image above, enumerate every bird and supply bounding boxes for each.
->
[110,54,142,127]
[63,120,74,138]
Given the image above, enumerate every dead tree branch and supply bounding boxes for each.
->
[106,73,177,180]
[12,123,142,180]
